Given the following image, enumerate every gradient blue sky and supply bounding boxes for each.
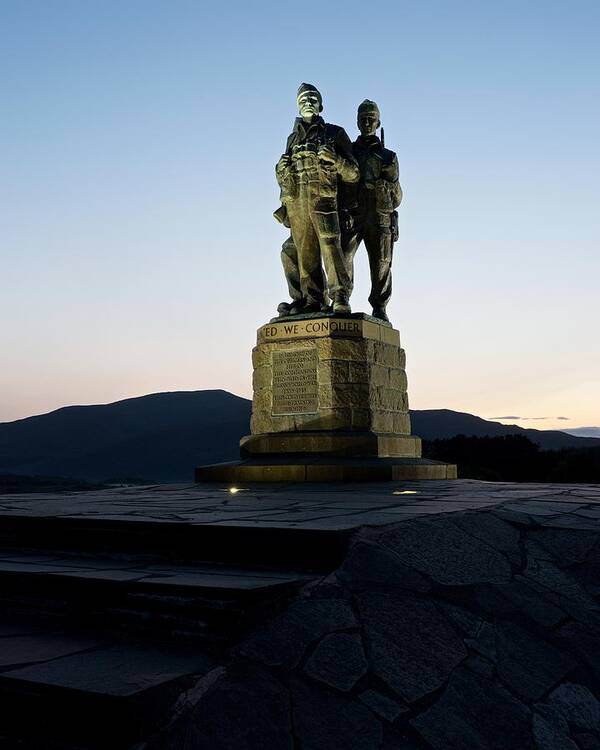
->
[2,0,599,429]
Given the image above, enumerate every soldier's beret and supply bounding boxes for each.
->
[358,99,380,119]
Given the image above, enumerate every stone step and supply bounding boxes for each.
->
[0,513,350,571]
[240,430,422,458]
[0,550,311,643]
[0,613,216,749]
[196,455,457,482]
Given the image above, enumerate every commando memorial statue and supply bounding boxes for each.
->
[196,84,457,482]
[275,89,401,323]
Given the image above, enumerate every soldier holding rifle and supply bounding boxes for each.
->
[343,99,402,322]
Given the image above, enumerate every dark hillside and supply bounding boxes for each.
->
[0,390,251,482]
[411,408,600,449]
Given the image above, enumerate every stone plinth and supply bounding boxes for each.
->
[250,315,410,438]
[196,313,456,482]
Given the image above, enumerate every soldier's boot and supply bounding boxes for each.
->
[277,301,294,317]
[372,307,389,322]
[333,292,351,314]
[286,299,322,316]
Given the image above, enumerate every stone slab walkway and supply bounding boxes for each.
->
[1,479,599,531]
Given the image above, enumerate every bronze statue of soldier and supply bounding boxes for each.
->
[275,83,359,315]
[343,99,402,322]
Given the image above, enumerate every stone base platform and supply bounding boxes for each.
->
[197,313,457,482]
[240,430,422,457]
[195,455,456,482]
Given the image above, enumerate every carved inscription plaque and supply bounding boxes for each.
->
[272,348,318,415]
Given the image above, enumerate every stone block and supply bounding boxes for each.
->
[293,412,329,431]
[348,361,369,383]
[317,337,369,362]
[250,413,267,434]
[251,346,268,370]
[380,326,400,347]
[311,408,353,431]
[375,387,405,411]
[251,412,296,434]
[240,599,357,669]
[252,388,272,412]
[304,633,368,692]
[369,364,389,387]
[393,413,412,435]
[377,434,420,457]
[368,341,384,363]
[387,349,402,369]
[319,359,349,383]
[337,540,431,593]
[317,385,334,409]
[196,456,456,482]
[379,516,513,586]
[252,366,272,391]
[388,368,408,391]
[392,462,456,480]
[358,592,467,703]
[239,432,423,459]
[334,384,370,409]
[371,412,395,433]
[495,621,575,701]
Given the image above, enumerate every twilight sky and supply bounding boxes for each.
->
[2,0,599,430]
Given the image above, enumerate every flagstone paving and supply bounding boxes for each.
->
[0,479,599,530]
[1,479,600,749]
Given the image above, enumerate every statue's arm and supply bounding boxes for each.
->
[380,153,403,208]
[275,134,295,189]
[334,129,360,184]
[381,152,399,182]
[275,153,291,188]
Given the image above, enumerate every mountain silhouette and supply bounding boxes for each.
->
[0,390,250,482]
[410,408,600,449]
[0,390,597,482]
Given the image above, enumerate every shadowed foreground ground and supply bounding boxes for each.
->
[0,480,599,749]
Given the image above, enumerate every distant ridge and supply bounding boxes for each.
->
[0,390,597,482]
[410,408,600,450]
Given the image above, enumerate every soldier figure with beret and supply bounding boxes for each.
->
[343,99,402,322]
[275,83,359,315]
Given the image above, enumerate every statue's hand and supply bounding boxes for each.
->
[276,154,291,173]
[318,144,337,165]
